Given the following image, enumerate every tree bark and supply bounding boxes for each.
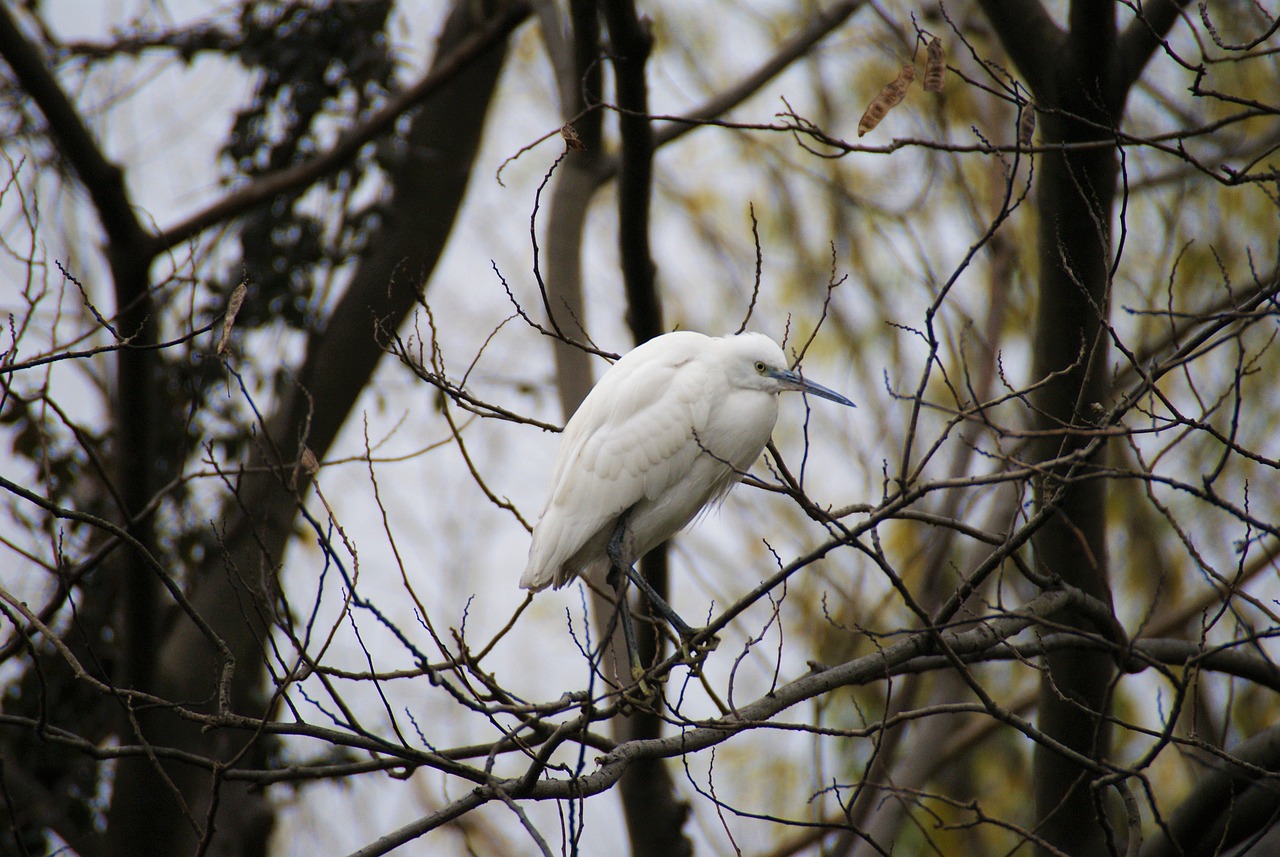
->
[975,0,1125,852]
[1139,725,1280,857]
[101,3,523,854]
[972,1,1195,848]
[0,1,163,698]
[1024,27,1123,857]
[598,2,694,855]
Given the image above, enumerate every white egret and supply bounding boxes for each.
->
[521,331,853,675]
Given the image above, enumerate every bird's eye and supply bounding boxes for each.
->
[754,361,766,373]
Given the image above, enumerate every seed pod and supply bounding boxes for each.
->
[923,38,945,93]
[291,446,319,491]
[216,280,248,356]
[300,447,319,476]
[1018,104,1036,147]
[858,64,915,137]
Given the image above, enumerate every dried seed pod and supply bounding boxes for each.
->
[216,280,248,356]
[291,446,319,491]
[858,64,915,137]
[923,37,945,93]
[1018,103,1036,147]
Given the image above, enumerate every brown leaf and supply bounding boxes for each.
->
[216,281,248,356]
[858,64,915,137]
[291,446,319,491]
[923,38,946,93]
[300,447,320,476]
[1018,104,1037,147]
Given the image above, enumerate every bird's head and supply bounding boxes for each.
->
[724,333,856,407]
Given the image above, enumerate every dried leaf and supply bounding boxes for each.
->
[216,281,248,356]
[291,446,319,491]
[858,64,915,137]
[561,123,586,151]
[300,447,319,476]
[923,38,946,93]
[1018,104,1037,147]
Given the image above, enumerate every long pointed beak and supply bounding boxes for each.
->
[771,368,856,407]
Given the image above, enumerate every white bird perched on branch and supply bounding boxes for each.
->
[520,331,854,674]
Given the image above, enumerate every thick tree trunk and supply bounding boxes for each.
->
[538,2,692,852]
[1021,6,1130,851]
[599,2,692,852]
[1140,725,1280,857]
[1027,89,1122,857]
[973,0,1131,851]
[102,3,521,854]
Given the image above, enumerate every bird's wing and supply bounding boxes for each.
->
[584,367,709,499]
[521,336,712,588]
[555,342,710,508]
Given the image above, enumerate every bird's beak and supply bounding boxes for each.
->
[771,368,856,407]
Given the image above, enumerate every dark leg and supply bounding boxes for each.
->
[606,518,696,638]
[605,560,645,684]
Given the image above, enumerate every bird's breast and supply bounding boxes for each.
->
[702,388,780,470]
[622,389,777,559]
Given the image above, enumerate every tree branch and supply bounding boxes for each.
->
[153,1,531,253]
[102,2,525,854]
[603,0,661,344]
[1116,0,1194,91]
[0,5,154,261]
[349,588,1087,856]
[1140,725,1280,857]
[650,0,869,150]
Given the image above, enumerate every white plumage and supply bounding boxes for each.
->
[521,331,853,593]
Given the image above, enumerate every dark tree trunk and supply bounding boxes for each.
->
[1027,82,1122,857]
[100,3,521,854]
[973,0,1189,852]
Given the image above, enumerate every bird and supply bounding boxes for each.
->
[520,331,854,670]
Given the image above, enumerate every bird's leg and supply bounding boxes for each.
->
[606,517,698,640]
[605,560,646,688]
[604,516,647,686]
[605,517,717,682]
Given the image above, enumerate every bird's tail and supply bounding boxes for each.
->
[518,561,555,592]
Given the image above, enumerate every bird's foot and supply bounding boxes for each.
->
[674,627,719,673]
[622,671,658,707]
